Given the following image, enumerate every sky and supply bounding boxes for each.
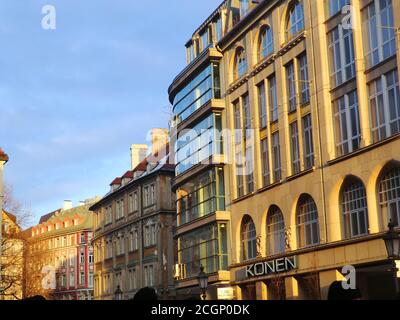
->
[0,0,222,226]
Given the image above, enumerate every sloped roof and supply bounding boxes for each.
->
[90,143,174,210]
[39,209,62,224]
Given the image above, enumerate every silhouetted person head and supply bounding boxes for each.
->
[24,295,47,300]
[133,287,158,301]
[328,281,362,300]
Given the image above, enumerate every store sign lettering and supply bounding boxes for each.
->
[246,256,297,278]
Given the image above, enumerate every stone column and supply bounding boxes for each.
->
[234,285,242,300]
[255,281,268,300]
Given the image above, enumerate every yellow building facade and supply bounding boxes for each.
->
[169,0,400,299]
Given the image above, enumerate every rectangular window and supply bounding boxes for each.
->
[89,252,94,264]
[89,272,93,287]
[144,225,153,247]
[80,272,85,285]
[272,132,282,182]
[69,273,75,287]
[298,53,310,105]
[333,90,361,156]
[369,69,400,142]
[302,114,315,169]
[80,252,85,264]
[242,94,254,194]
[144,265,154,287]
[363,0,396,68]
[268,75,279,122]
[261,139,270,187]
[134,229,139,250]
[290,122,301,175]
[328,25,356,87]
[144,186,149,207]
[150,184,155,205]
[234,101,244,198]
[258,82,267,128]
[215,17,223,42]
[286,62,297,113]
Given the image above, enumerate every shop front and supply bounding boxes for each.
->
[230,235,399,300]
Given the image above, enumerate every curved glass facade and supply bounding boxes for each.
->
[176,168,225,226]
[175,113,223,175]
[178,223,229,279]
[173,63,221,124]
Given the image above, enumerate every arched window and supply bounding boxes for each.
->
[341,177,369,239]
[241,215,257,261]
[266,206,285,256]
[287,1,305,40]
[259,26,274,60]
[234,47,248,80]
[379,166,400,228]
[296,195,319,248]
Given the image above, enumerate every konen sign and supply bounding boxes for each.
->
[246,256,297,278]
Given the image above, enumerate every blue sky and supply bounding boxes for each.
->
[0,0,222,226]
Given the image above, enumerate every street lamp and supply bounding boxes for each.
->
[383,220,400,297]
[114,285,123,300]
[197,265,208,300]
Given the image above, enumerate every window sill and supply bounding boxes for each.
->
[279,31,306,56]
[327,133,400,166]
[329,77,356,94]
[286,167,315,182]
[364,54,397,75]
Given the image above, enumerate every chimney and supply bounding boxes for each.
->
[130,144,148,170]
[151,128,169,154]
[63,200,73,211]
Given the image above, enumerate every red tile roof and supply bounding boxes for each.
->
[110,177,122,186]
[122,171,134,179]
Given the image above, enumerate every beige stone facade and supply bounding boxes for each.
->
[169,0,400,299]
